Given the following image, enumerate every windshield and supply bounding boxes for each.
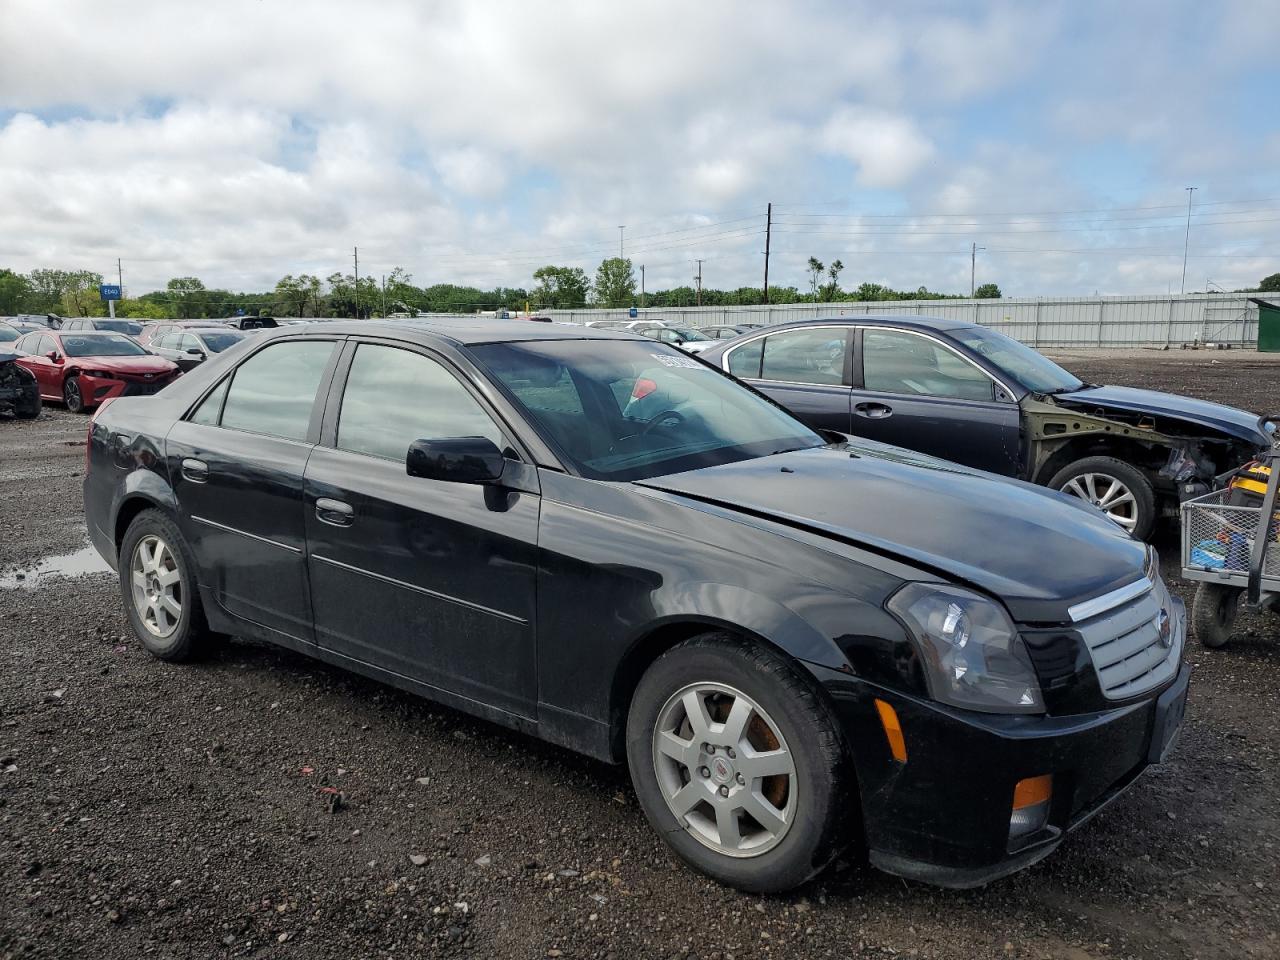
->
[471,339,823,481]
[94,319,143,335]
[0,326,18,342]
[950,326,1082,394]
[60,334,147,357]
[671,327,710,341]
[198,332,244,352]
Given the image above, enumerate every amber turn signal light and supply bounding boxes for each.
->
[873,698,907,763]
[1012,774,1053,810]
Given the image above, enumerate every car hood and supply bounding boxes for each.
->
[1054,384,1266,447]
[635,441,1148,623]
[72,355,177,374]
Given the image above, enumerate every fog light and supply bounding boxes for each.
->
[1009,774,1052,840]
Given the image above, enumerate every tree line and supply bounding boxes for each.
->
[13,259,1272,321]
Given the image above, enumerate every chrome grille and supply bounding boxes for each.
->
[1075,576,1180,700]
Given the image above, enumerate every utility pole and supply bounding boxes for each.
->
[762,202,772,304]
[117,258,123,293]
[381,274,387,317]
[640,264,645,308]
[353,246,359,318]
[1180,186,1196,294]
[970,242,985,297]
[695,259,703,307]
[618,225,625,259]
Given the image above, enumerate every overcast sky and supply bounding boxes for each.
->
[1,0,1278,297]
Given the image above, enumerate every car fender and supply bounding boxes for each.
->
[108,460,178,550]
[637,580,860,673]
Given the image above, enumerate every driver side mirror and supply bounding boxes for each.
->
[406,437,505,484]
[46,350,62,363]
[186,347,206,358]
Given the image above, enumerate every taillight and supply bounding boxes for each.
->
[86,397,116,470]
[632,377,657,400]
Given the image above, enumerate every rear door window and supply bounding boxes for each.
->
[760,328,848,385]
[216,340,336,441]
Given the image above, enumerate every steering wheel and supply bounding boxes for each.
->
[640,409,686,435]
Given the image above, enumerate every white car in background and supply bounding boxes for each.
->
[584,319,668,331]
[640,325,716,353]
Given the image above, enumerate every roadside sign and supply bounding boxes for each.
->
[99,284,121,301]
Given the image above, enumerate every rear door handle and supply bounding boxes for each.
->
[315,497,354,527]
[181,458,209,483]
[854,402,893,419]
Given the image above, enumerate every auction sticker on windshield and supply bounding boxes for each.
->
[651,353,703,369]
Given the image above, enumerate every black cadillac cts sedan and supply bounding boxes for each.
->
[83,320,1189,892]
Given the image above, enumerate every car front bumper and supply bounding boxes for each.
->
[809,613,1189,888]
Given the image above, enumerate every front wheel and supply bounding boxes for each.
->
[1192,582,1241,649]
[63,375,86,413]
[626,633,852,892]
[1048,456,1157,540]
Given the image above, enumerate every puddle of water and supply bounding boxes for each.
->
[0,543,113,590]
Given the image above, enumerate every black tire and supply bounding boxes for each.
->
[1192,582,1240,649]
[626,632,852,893]
[118,508,214,662]
[1047,455,1157,541]
[15,389,40,420]
[63,376,85,414]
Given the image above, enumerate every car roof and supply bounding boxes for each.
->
[746,315,977,334]
[263,317,646,347]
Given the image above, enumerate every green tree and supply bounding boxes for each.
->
[822,259,845,301]
[531,265,590,309]
[58,271,106,316]
[115,298,169,319]
[166,276,207,318]
[383,267,419,316]
[273,274,323,318]
[326,272,380,317]
[974,283,1002,299]
[0,268,32,314]
[592,257,636,307]
[1259,273,1280,293]
[806,257,824,300]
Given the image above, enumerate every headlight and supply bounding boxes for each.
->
[888,583,1044,714]
[82,369,113,379]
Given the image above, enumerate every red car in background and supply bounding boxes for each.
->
[12,330,179,413]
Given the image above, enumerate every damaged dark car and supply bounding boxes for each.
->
[701,317,1269,539]
[0,340,41,420]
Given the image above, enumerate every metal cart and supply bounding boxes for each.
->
[1180,414,1280,647]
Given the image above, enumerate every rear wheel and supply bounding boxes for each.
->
[63,376,86,413]
[119,509,214,661]
[1192,582,1241,649]
[626,633,851,892]
[1048,456,1157,540]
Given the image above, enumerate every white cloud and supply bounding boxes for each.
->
[0,0,1273,296]
[819,106,936,188]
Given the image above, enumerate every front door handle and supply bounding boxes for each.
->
[181,458,209,483]
[854,402,893,419]
[315,497,354,527]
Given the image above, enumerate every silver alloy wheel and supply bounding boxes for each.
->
[652,682,796,858]
[1060,472,1139,532]
[130,534,182,638]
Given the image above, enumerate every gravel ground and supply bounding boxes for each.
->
[2,352,1279,960]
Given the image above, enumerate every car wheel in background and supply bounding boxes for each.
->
[1192,582,1240,649]
[1048,455,1156,540]
[119,509,215,662]
[63,375,86,413]
[626,632,852,892]
[15,388,41,419]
